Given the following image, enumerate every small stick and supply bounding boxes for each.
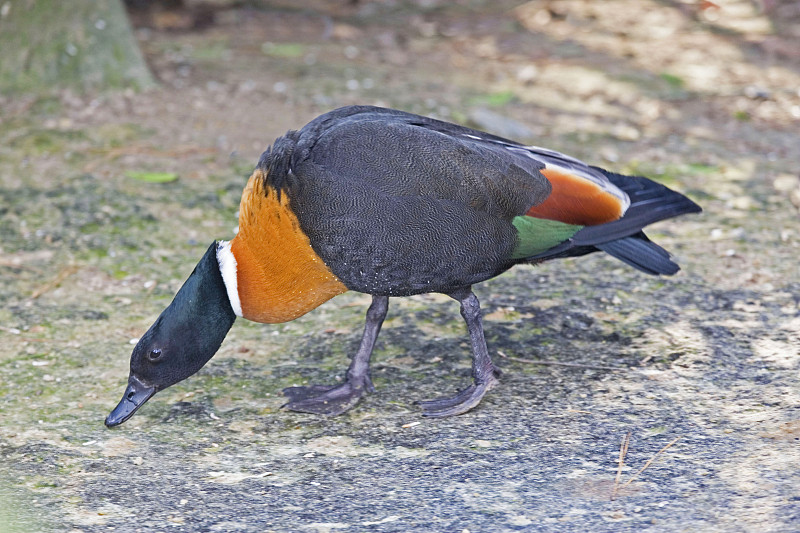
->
[623,436,682,488]
[0,260,40,270]
[610,432,631,501]
[30,265,80,299]
[83,145,216,172]
[498,351,624,371]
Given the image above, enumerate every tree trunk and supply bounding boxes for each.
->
[0,0,154,94]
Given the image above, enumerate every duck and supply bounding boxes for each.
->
[105,105,701,427]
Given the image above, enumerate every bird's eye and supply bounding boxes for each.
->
[147,348,163,363]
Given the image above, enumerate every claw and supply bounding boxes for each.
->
[282,379,371,416]
[418,372,499,417]
[416,288,499,417]
[282,295,388,417]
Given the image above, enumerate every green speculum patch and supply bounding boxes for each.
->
[511,216,583,259]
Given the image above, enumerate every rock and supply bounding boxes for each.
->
[729,196,755,210]
[468,108,536,142]
[516,65,539,84]
[791,187,800,209]
[744,86,771,100]
[773,174,799,193]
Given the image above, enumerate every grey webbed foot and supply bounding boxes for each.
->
[281,295,389,417]
[418,372,499,417]
[282,378,375,416]
[417,287,499,417]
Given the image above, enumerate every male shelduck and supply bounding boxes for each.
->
[106,106,701,426]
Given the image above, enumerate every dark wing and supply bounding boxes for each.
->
[297,107,632,224]
[259,106,697,291]
[278,107,563,294]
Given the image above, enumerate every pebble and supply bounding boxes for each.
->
[516,65,539,84]
[344,45,359,59]
[729,196,754,210]
[730,228,746,240]
[744,86,770,100]
[773,174,799,192]
[468,108,536,141]
[792,189,800,209]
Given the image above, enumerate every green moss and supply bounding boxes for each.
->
[469,90,517,107]
[90,122,151,148]
[685,163,719,175]
[79,222,102,234]
[27,96,63,115]
[125,171,179,183]
[659,72,685,89]
[9,129,87,155]
[0,0,154,94]
[261,42,306,59]
[0,482,57,533]
[31,478,59,489]
[621,161,719,186]
[194,40,231,61]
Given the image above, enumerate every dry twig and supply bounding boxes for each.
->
[84,144,217,172]
[623,436,682,488]
[30,265,81,299]
[498,351,624,371]
[610,432,631,501]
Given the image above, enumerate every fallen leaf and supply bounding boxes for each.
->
[125,171,178,183]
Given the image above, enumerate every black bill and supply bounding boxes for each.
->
[105,375,157,427]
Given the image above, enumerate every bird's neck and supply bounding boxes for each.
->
[216,170,347,324]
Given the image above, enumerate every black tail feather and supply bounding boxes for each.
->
[527,170,701,275]
[571,170,702,247]
[596,234,679,275]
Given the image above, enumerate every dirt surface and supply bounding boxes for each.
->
[2,0,800,531]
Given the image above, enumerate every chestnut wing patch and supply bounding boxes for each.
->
[526,167,628,226]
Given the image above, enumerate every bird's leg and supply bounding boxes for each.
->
[283,295,389,416]
[418,287,499,417]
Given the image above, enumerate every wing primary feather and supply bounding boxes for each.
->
[522,169,700,276]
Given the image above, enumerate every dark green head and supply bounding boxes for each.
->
[105,242,237,427]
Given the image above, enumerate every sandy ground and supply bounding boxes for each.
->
[1,0,799,531]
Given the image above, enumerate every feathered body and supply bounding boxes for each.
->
[106,106,700,426]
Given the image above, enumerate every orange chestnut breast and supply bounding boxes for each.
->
[230,170,347,323]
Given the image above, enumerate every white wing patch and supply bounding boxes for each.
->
[507,145,630,213]
[459,132,631,214]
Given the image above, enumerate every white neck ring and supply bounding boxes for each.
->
[216,240,243,317]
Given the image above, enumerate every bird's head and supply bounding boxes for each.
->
[105,242,237,427]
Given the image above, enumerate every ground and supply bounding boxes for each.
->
[1,0,799,531]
